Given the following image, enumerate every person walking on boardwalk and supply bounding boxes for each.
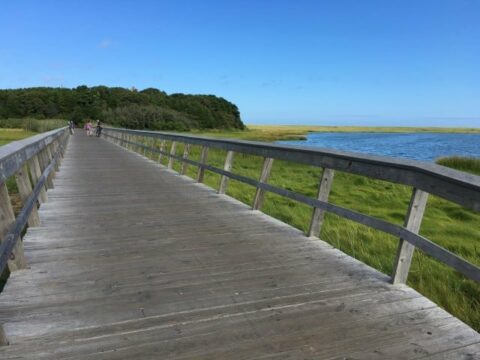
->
[68,120,75,135]
[84,120,93,136]
[95,120,102,137]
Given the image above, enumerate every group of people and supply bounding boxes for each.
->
[83,120,102,137]
[67,119,103,137]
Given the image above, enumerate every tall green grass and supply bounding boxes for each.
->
[0,129,37,146]
[136,133,480,331]
[0,118,66,132]
[436,156,480,176]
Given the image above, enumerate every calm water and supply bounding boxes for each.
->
[278,132,480,162]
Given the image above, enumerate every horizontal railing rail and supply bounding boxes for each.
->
[102,127,480,284]
[0,127,70,276]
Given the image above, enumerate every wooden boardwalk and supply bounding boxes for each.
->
[0,133,478,359]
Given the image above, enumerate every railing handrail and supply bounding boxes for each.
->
[103,127,480,212]
[102,127,480,284]
[0,127,67,182]
[0,127,70,276]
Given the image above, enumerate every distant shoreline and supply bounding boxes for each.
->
[244,125,480,141]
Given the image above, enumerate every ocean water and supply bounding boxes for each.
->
[277,132,480,162]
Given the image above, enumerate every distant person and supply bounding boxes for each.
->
[68,120,75,135]
[84,120,93,136]
[95,120,102,137]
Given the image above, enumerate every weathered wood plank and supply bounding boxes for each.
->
[218,150,234,194]
[167,141,177,169]
[252,157,274,210]
[307,168,334,237]
[392,188,429,284]
[0,183,26,271]
[196,146,209,183]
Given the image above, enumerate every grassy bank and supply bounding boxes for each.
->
[0,119,66,133]
[0,129,37,146]
[155,127,480,331]
[199,125,480,141]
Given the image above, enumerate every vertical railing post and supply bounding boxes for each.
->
[45,147,56,187]
[252,157,274,210]
[180,144,191,175]
[38,149,53,189]
[142,136,147,156]
[0,325,7,346]
[196,146,209,183]
[168,142,177,169]
[0,182,26,271]
[218,151,234,194]
[158,140,166,163]
[52,138,61,171]
[149,137,156,159]
[307,168,335,237]
[15,164,41,227]
[27,155,47,204]
[391,188,429,284]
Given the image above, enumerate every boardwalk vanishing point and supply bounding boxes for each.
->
[0,129,479,359]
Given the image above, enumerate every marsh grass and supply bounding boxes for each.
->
[0,119,65,133]
[192,125,480,142]
[436,156,480,176]
[0,129,37,146]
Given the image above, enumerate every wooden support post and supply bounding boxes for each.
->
[46,145,57,181]
[196,146,209,183]
[44,148,55,189]
[37,149,53,189]
[391,188,429,284]
[15,165,41,227]
[0,182,26,271]
[142,137,147,156]
[158,140,166,163]
[51,140,60,170]
[180,144,191,175]
[252,157,274,210]
[218,151,234,194]
[150,137,157,159]
[307,168,335,238]
[0,324,8,346]
[168,142,177,169]
[27,155,47,204]
[149,138,155,159]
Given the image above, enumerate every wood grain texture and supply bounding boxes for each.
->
[0,133,478,359]
[392,188,429,284]
[307,168,334,238]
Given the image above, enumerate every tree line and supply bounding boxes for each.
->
[0,86,245,131]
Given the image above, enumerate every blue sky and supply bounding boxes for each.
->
[1,0,479,126]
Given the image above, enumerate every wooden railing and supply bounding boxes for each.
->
[103,127,480,285]
[0,128,70,279]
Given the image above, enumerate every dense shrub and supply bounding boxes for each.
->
[0,86,244,130]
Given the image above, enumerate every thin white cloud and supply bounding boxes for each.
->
[98,39,112,49]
